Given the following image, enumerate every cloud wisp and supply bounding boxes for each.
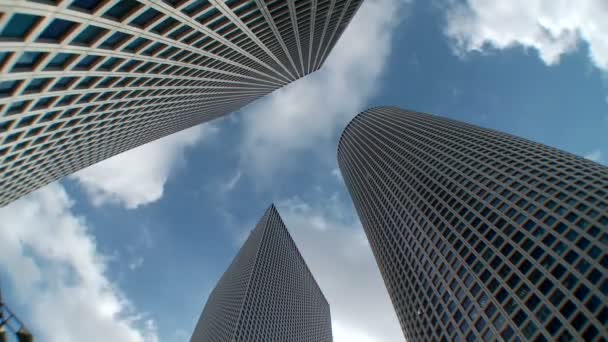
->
[277,194,404,342]
[444,0,608,70]
[0,183,158,342]
[584,149,603,163]
[70,124,217,209]
[240,0,409,180]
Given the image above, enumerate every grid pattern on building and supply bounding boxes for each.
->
[191,204,332,342]
[337,107,608,341]
[0,0,363,206]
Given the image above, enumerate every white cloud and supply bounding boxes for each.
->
[331,168,344,182]
[444,0,608,70]
[220,169,242,193]
[584,149,602,162]
[333,320,380,342]
[71,124,217,209]
[240,0,408,179]
[0,183,158,342]
[128,257,145,271]
[277,194,404,342]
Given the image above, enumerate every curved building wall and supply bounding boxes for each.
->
[0,0,363,206]
[338,106,608,341]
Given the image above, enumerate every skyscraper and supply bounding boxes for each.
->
[338,107,608,341]
[191,204,332,342]
[0,0,363,206]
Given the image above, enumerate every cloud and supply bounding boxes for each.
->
[444,0,608,70]
[584,149,602,162]
[277,194,404,342]
[0,183,158,342]
[240,0,408,179]
[220,169,242,193]
[71,124,217,209]
[331,168,344,182]
[128,257,145,271]
[333,320,379,342]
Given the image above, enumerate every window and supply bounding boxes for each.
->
[97,57,123,71]
[3,132,22,144]
[583,326,599,340]
[100,32,131,49]
[123,37,149,52]
[33,97,54,109]
[129,8,161,28]
[104,0,142,21]
[7,101,30,115]
[0,80,21,97]
[0,14,40,40]
[571,313,587,330]
[17,115,37,128]
[70,0,102,11]
[45,53,76,70]
[522,321,538,339]
[560,300,576,319]
[152,17,179,34]
[24,78,51,93]
[74,55,102,70]
[71,25,108,45]
[182,0,210,15]
[38,19,77,42]
[12,52,45,71]
[0,120,13,133]
[51,77,76,91]
[76,76,99,89]
[39,111,59,122]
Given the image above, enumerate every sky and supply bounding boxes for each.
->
[1,0,607,341]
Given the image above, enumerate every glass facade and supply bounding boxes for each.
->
[338,107,608,341]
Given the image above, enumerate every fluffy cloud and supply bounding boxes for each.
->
[0,183,157,342]
[277,194,404,342]
[240,0,409,178]
[444,0,608,70]
[71,124,217,209]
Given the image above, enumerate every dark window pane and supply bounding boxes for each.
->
[97,57,122,71]
[70,0,102,11]
[38,19,77,42]
[123,37,149,52]
[571,313,587,330]
[51,77,76,90]
[0,80,20,97]
[129,8,161,28]
[1,14,40,40]
[74,55,102,69]
[104,0,142,21]
[12,52,44,70]
[72,25,108,45]
[546,317,562,335]
[24,78,51,93]
[182,0,210,15]
[151,17,179,34]
[45,53,76,69]
[100,32,131,49]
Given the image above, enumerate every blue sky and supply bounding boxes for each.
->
[1,0,607,341]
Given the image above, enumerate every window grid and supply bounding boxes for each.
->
[191,205,332,342]
[338,107,608,341]
[0,0,363,206]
